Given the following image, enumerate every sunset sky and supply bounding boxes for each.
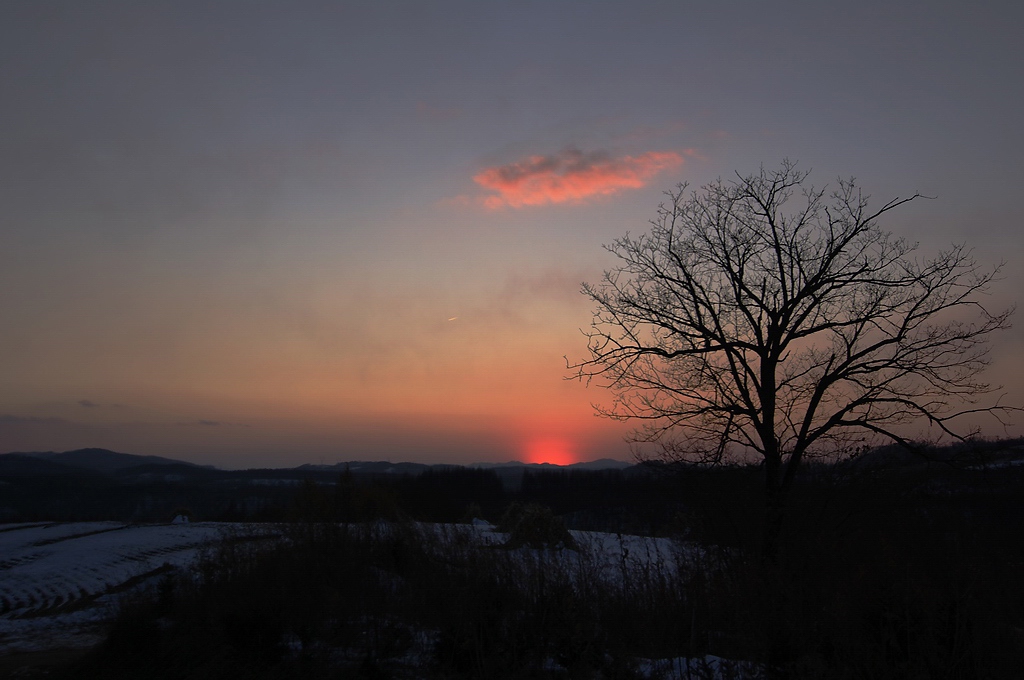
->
[2,1,1022,468]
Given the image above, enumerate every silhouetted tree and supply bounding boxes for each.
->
[571,161,1016,513]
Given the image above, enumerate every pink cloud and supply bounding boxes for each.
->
[473,147,683,209]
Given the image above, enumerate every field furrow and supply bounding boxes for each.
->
[0,521,254,654]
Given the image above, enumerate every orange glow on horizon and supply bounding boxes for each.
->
[524,437,577,466]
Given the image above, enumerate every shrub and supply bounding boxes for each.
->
[500,502,578,550]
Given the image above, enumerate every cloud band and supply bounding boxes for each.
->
[473,147,682,209]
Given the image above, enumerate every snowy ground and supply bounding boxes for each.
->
[0,522,753,677]
[0,521,263,655]
[427,521,697,584]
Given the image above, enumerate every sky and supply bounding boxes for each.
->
[2,1,1022,468]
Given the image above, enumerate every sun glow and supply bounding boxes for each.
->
[524,437,577,466]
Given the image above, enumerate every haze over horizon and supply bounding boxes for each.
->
[3,2,1022,469]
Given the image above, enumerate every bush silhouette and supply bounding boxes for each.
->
[501,503,577,549]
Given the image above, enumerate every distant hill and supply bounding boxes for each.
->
[0,453,89,477]
[295,459,635,476]
[295,461,440,475]
[470,458,633,471]
[2,449,632,478]
[7,448,205,474]
[841,437,1024,472]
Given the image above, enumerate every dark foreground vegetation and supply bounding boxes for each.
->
[6,440,1024,678]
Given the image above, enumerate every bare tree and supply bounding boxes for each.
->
[571,161,1016,510]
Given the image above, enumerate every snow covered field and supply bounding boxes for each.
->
[0,521,264,655]
[0,520,699,658]
[0,521,751,677]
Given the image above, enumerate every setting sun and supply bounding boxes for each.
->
[524,437,577,465]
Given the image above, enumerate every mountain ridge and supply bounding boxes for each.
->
[1,448,633,474]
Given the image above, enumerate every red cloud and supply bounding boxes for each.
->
[473,147,683,209]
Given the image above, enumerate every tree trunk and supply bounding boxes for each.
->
[761,456,790,677]
[762,453,784,565]
[761,505,784,566]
